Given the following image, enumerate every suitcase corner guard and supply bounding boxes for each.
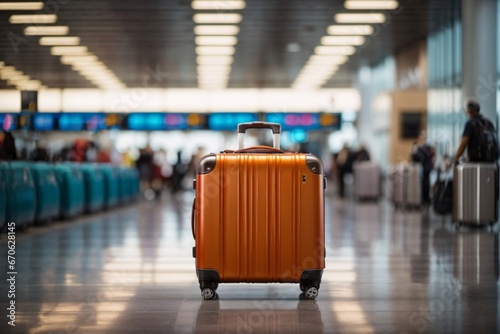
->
[197,154,216,175]
[306,155,323,174]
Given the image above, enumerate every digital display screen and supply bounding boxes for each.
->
[264,113,341,131]
[126,113,204,130]
[208,113,259,131]
[33,114,56,131]
[0,114,17,131]
[58,113,107,131]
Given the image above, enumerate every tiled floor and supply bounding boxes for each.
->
[1,191,499,333]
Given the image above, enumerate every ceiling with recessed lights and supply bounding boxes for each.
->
[0,0,460,90]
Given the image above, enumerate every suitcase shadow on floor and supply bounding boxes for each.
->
[194,299,324,333]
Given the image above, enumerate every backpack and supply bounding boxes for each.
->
[469,117,500,162]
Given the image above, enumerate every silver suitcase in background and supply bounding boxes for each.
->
[353,161,381,200]
[453,163,498,225]
[391,163,422,208]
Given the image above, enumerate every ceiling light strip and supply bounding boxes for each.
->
[344,1,399,10]
[0,2,44,10]
[9,14,57,24]
[292,2,396,88]
[32,25,128,89]
[192,1,246,89]
[0,63,46,90]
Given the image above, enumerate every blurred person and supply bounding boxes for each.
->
[0,131,18,160]
[122,149,135,167]
[86,141,99,162]
[356,144,371,162]
[171,150,188,193]
[136,146,155,185]
[73,139,88,162]
[336,144,353,198]
[97,148,111,163]
[410,131,435,205]
[454,100,499,206]
[30,141,49,161]
[454,100,499,163]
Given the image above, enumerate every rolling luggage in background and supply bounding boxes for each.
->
[0,169,5,230]
[433,170,453,215]
[80,164,105,213]
[353,161,380,200]
[5,163,36,229]
[0,163,9,230]
[193,122,325,300]
[117,166,133,203]
[122,167,140,202]
[26,163,60,223]
[101,165,120,208]
[391,163,422,208]
[130,168,140,199]
[54,164,85,218]
[453,163,497,226]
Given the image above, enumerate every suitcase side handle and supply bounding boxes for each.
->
[237,122,281,150]
[191,198,196,240]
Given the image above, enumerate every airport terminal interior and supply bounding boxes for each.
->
[1,0,500,333]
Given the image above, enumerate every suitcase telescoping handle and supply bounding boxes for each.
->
[237,122,281,150]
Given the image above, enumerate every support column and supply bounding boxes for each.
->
[356,65,375,154]
[462,0,497,123]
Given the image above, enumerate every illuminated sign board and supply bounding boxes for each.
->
[126,113,205,131]
[33,113,107,131]
[208,113,260,131]
[264,113,341,131]
[0,114,17,131]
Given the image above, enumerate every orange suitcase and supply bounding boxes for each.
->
[192,122,325,300]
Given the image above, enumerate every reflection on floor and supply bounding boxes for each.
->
[1,191,499,333]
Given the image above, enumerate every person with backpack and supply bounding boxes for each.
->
[453,100,499,164]
[453,100,500,223]
[410,131,435,205]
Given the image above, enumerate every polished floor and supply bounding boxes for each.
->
[1,189,499,334]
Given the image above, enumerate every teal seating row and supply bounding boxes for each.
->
[0,162,140,231]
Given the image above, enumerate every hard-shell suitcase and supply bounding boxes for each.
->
[0,169,6,230]
[130,168,140,199]
[433,171,453,215]
[5,162,36,229]
[192,122,325,300]
[100,165,120,208]
[391,163,421,208]
[0,163,9,230]
[24,163,60,223]
[453,163,497,225]
[80,164,105,213]
[353,161,380,200]
[53,164,85,218]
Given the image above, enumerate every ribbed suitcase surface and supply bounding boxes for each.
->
[195,153,325,283]
[453,163,497,225]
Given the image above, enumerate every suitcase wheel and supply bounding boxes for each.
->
[201,287,216,300]
[304,286,319,300]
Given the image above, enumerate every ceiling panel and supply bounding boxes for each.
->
[0,0,461,89]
